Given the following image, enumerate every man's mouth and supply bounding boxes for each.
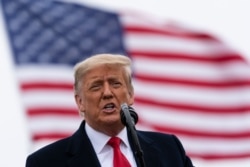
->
[103,103,116,113]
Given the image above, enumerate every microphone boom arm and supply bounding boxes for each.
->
[121,103,146,167]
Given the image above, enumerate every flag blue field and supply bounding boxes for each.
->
[2,0,250,161]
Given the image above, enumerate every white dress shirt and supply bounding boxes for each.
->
[85,123,137,167]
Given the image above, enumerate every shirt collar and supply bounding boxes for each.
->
[85,122,130,154]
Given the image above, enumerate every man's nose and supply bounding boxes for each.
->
[103,83,113,98]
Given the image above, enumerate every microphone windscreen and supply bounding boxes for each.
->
[120,105,138,125]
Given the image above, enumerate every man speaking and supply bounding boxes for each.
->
[26,54,194,167]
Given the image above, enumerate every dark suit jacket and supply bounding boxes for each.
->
[26,121,194,167]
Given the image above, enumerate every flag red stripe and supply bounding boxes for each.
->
[32,132,72,141]
[135,97,250,114]
[124,26,219,41]
[188,152,250,160]
[135,74,250,88]
[130,51,245,63]
[27,108,78,116]
[21,82,73,90]
[138,120,250,139]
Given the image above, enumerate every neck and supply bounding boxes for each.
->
[101,123,125,136]
[88,121,125,137]
[104,125,125,136]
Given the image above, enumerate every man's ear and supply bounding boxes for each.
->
[74,94,85,116]
[128,88,134,105]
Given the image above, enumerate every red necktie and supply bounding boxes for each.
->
[108,137,131,167]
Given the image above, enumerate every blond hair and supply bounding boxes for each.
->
[73,53,133,94]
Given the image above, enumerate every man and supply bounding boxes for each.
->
[26,53,194,167]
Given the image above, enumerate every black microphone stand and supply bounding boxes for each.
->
[121,103,146,167]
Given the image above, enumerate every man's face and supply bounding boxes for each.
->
[75,64,134,133]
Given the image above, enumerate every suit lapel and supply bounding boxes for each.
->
[66,121,101,167]
[140,135,162,166]
[141,141,161,166]
[128,131,161,167]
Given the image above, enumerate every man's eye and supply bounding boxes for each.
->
[90,85,100,90]
[112,82,121,87]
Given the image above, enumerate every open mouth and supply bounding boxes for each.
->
[103,103,116,113]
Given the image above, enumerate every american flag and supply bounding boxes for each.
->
[2,0,250,161]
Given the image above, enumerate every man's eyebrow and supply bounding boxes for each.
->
[90,79,103,84]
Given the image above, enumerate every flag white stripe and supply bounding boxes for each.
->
[125,33,232,55]
[120,13,172,29]
[29,116,81,134]
[23,90,75,107]
[134,80,250,106]
[180,135,250,154]
[17,66,74,82]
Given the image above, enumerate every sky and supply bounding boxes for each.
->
[0,0,250,166]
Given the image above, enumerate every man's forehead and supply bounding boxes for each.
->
[88,74,123,81]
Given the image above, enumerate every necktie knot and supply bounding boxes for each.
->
[108,137,121,148]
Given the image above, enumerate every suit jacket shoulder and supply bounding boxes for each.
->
[26,121,101,167]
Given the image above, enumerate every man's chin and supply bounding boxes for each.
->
[104,118,120,125]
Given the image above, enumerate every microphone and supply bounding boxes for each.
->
[120,104,138,126]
